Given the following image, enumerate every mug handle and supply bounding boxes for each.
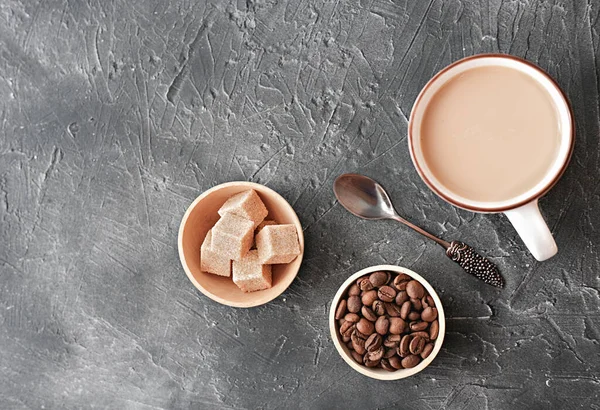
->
[504,200,557,261]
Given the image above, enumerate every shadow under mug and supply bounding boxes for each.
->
[408,54,574,262]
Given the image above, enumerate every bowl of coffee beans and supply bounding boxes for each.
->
[329,265,445,380]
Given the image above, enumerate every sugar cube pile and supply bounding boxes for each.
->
[200,189,301,293]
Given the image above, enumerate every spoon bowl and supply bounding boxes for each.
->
[333,174,398,220]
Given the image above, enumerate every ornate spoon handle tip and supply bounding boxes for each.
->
[446,241,505,288]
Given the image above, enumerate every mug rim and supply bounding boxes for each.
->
[408,53,575,213]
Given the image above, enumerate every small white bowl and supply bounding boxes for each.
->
[329,265,445,380]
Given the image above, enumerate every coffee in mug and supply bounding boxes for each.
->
[409,55,574,261]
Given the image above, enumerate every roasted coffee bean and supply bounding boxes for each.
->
[366,346,384,362]
[388,355,403,369]
[365,333,382,352]
[400,300,412,320]
[383,271,392,285]
[344,313,360,323]
[399,334,412,357]
[401,354,420,369]
[364,356,380,368]
[396,273,412,282]
[429,320,439,340]
[369,271,390,287]
[384,347,397,358]
[350,350,363,364]
[354,329,370,340]
[384,334,401,349]
[378,286,397,302]
[409,336,426,355]
[381,358,395,371]
[362,306,378,322]
[357,277,374,292]
[338,319,345,327]
[342,334,351,343]
[357,318,374,335]
[340,320,353,335]
[375,316,390,335]
[348,284,361,296]
[347,295,362,313]
[342,324,356,338]
[361,290,378,306]
[352,340,366,355]
[421,343,434,359]
[408,311,421,321]
[406,280,425,299]
[410,321,429,332]
[395,290,409,306]
[351,332,367,355]
[335,300,347,320]
[393,274,412,289]
[411,331,430,340]
[343,325,359,339]
[389,317,407,335]
[351,350,364,364]
[351,328,367,341]
[411,298,423,311]
[384,302,402,317]
[422,307,438,322]
[346,341,353,350]
[421,295,430,309]
[372,300,385,316]
[425,295,435,307]
[395,281,409,291]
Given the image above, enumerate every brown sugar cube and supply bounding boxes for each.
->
[218,189,268,228]
[252,220,277,250]
[211,213,254,261]
[232,250,272,292]
[200,230,231,277]
[256,219,277,234]
[256,224,301,264]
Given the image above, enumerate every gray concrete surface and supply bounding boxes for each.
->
[1,0,600,408]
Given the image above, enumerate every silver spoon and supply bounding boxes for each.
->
[333,173,505,288]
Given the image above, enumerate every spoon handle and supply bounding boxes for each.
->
[445,241,505,288]
[391,215,504,287]
[391,215,450,248]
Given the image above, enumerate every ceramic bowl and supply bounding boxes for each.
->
[329,265,445,380]
[178,182,304,308]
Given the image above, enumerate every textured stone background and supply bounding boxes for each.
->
[1,0,599,408]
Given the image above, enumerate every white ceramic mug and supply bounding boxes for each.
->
[408,54,574,262]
